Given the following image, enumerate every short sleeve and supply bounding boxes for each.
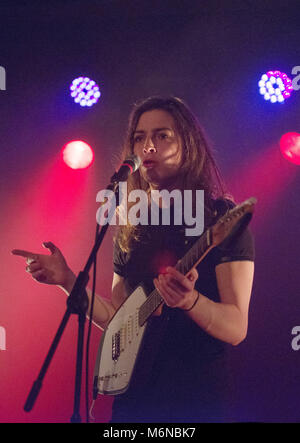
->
[113,239,128,277]
[209,197,255,267]
[213,226,255,266]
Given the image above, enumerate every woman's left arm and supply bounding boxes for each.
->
[188,260,254,345]
[154,260,254,346]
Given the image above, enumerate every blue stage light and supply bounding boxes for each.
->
[258,70,293,103]
[70,77,101,107]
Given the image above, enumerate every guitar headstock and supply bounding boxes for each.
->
[211,197,257,246]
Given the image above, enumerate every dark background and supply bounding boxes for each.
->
[0,0,300,422]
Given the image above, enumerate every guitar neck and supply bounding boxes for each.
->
[138,229,213,326]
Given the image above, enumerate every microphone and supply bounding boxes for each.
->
[110,154,141,183]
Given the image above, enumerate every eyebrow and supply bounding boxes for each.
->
[133,127,173,134]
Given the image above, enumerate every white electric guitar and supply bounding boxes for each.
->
[93,197,256,396]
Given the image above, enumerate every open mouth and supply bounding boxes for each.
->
[143,160,156,168]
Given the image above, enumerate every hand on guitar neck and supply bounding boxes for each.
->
[153,266,199,313]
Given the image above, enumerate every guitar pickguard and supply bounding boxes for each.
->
[94,285,148,395]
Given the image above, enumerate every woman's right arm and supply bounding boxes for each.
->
[83,272,126,330]
[12,242,127,331]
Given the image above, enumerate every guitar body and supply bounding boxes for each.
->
[94,284,149,395]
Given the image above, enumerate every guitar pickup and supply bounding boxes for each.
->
[112,331,121,361]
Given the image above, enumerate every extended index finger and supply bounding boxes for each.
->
[11,249,37,259]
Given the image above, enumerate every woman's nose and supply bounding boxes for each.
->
[143,138,156,154]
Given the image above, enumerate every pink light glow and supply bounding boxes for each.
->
[62,140,94,169]
[280,132,300,165]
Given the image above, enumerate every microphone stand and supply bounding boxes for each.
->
[24,181,120,423]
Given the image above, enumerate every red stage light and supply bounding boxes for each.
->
[62,140,94,169]
[279,132,300,165]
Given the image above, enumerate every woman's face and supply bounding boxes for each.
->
[133,109,183,191]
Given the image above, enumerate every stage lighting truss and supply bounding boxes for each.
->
[70,77,101,107]
[258,71,293,103]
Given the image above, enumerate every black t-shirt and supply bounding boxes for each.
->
[111,199,255,423]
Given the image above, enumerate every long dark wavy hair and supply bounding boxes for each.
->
[115,96,231,252]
